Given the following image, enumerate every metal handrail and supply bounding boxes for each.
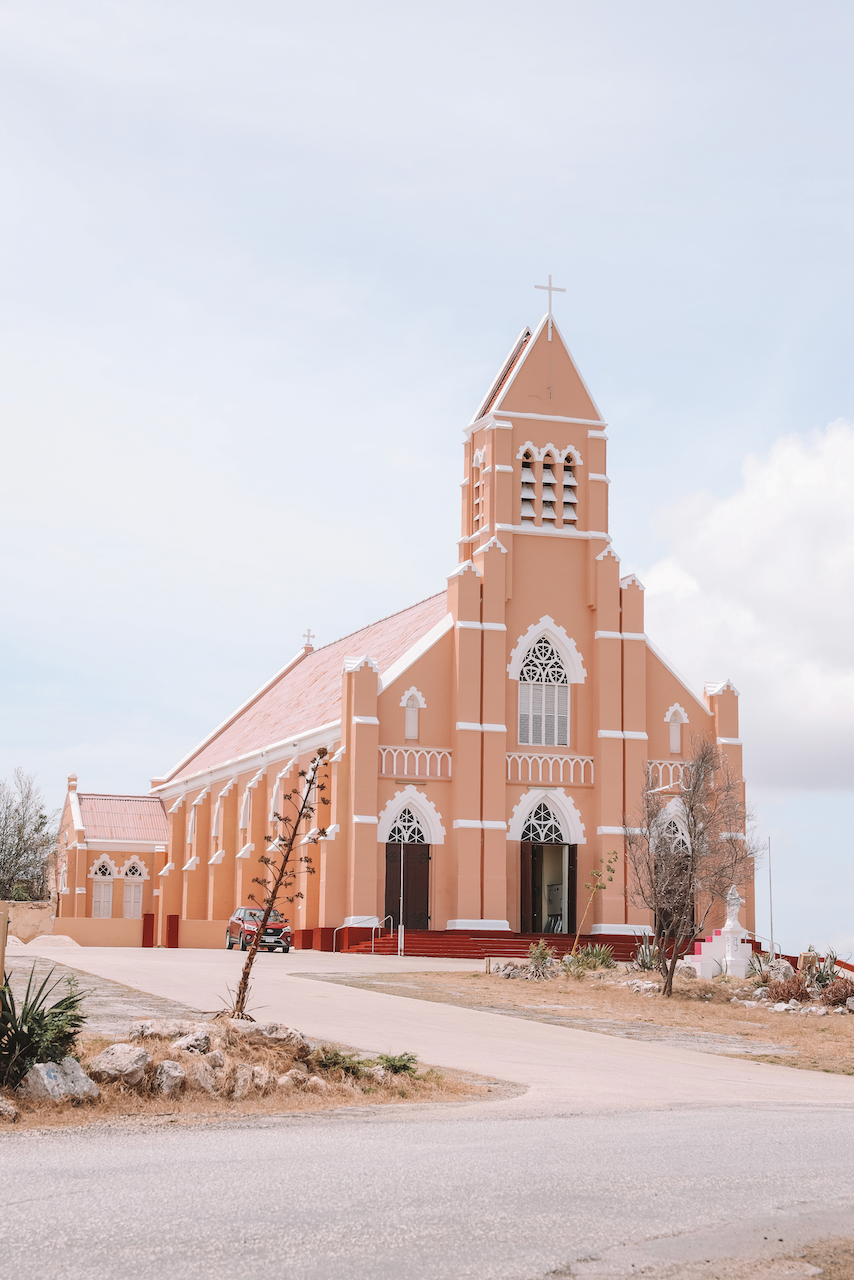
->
[332,916,394,954]
[373,915,394,953]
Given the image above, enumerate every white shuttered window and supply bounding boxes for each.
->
[517,638,569,746]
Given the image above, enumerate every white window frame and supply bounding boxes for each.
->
[517,638,569,748]
[123,879,144,919]
[92,880,114,918]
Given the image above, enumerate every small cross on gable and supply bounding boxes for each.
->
[303,628,315,647]
[534,273,566,341]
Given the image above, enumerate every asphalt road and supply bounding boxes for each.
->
[3,1104,854,1279]
[7,945,854,1278]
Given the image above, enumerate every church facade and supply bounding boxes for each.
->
[56,313,750,947]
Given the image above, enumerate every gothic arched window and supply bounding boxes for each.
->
[522,802,565,843]
[518,637,569,746]
[388,807,426,844]
[663,819,689,855]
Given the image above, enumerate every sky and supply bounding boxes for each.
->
[0,1,852,953]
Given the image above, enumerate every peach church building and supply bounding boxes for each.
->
[56,310,749,951]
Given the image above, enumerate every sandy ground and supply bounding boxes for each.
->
[311,965,854,1075]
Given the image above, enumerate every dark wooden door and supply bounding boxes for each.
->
[520,842,532,934]
[385,844,431,929]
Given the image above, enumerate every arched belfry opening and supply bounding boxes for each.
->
[520,802,577,934]
[385,807,431,931]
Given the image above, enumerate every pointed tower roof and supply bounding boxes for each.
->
[468,314,606,430]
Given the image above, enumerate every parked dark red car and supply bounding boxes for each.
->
[225,907,291,952]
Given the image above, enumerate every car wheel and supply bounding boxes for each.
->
[239,932,248,951]
[226,931,234,950]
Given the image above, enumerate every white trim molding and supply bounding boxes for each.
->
[343,655,380,675]
[506,788,586,845]
[447,919,511,931]
[352,716,380,726]
[376,786,446,845]
[717,737,742,746]
[455,722,507,733]
[117,856,150,880]
[158,862,175,877]
[665,703,689,723]
[456,620,507,631]
[452,819,507,830]
[208,849,226,866]
[598,729,649,741]
[507,616,587,684]
[589,473,610,483]
[236,843,255,860]
[87,855,120,879]
[399,686,427,709]
[378,612,454,694]
[352,815,379,824]
[596,826,627,836]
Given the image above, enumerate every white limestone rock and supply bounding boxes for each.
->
[131,1018,207,1040]
[769,959,795,981]
[230,1063,255,1100]
[153,1060,185,1098]
[363,1065,388,1083]
[847,997,854,1013]
[251,1065,276,1095]
[281,1067,307,1088]
[0,1097,20,1121]
[304,1075,329,1094]
[205,1050,225,1068]
[89,1044,151,1086]
[173,1031,211,1055]
[18,1058,100,1102]
[187,1058,219,1095]
[225,1019,310,1052]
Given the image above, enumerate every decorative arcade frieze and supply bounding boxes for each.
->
[378,748,453,780]
[506,753,594,786]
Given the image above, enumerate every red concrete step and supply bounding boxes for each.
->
[343,930,641,961]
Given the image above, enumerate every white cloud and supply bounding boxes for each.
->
[640,421,854,790]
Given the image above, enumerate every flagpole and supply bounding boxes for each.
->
[768,836,775,960]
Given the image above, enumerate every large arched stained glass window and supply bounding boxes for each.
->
[518,637,569,746]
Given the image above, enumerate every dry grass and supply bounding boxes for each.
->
[327,968,854,1077]
[1,1020,487,1130]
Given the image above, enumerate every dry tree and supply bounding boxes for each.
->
[623,736,758,997]
[230,749,329,1017]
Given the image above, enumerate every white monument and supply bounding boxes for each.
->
[682,885,755,979]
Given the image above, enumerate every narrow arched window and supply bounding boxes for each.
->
[669,712,681,754]
[520,451,536,525]
[404,695,419,740]
[561,452,577,525]
[388,807,426,844]
[541,454,556,525]
[518,637,569,746]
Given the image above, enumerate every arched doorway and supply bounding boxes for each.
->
[384,806,431,930]
[520,801,577,934]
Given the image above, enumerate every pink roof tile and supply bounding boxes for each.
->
[79,795,168,842]
[166,591,449,783]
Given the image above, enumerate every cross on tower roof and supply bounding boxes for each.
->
[303,628,315,647]
[534,273,566,342]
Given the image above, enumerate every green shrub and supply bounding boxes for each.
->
[315,1048,368,1078]
[527,939,557,980]
[375,1052,419,1075]
[0,965,87,1088]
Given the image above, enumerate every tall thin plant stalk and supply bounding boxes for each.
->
[569,852,618,959]
[230,749,328,1018]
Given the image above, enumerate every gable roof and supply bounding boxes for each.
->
[469,313,606,429]
[161,591,450,786]
[78,795,168,842]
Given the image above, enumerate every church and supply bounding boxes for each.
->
[55,303,750,950]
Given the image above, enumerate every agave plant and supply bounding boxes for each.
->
[527,939,557,980]
[0,965,87,1088]
[631,935,660,972]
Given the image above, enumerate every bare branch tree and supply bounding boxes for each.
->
[230,749,329,1018]
[624,736,758,997]
[0,769,58,901]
